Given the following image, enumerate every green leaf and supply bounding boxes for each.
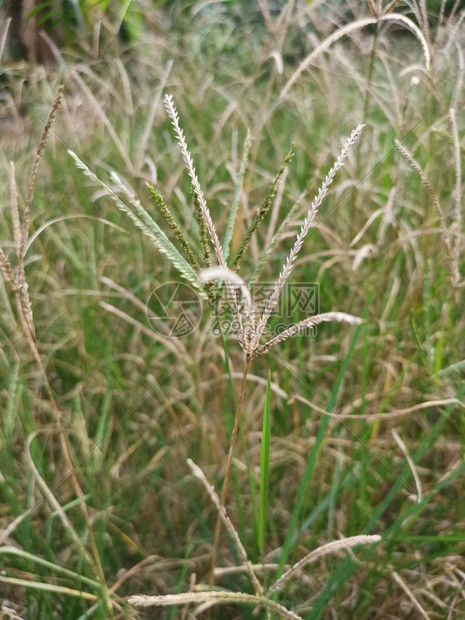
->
[258,370,272,558]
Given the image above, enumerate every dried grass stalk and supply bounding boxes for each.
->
[392,430,423,502]
[449,108,462,285]
[395,139,455,284]
[187,458,262,595]
[128,591,304,620]
[22,84,65,257]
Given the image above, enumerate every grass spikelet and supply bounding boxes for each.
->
[231,141,295,270]
[258,371,271,558]
[379,13,430,71]
[111,172,204,294]
[394,139,455,283]
[256,312,363,356]
[22,84,65,257]
[249,183,310,285]
[128,591,304,619]
[0,248,15,288]
[192,188,212,267]
[252,125,364,351]
[146,182,200,272]
[449,107,462,284]
[10,163,21,259]
[268,535,381,595]
[163,93,227,268]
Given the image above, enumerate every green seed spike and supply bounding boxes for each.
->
[146,182,200,272]
[191,188,212,268]
[258,370,271,560]
[231,141,296,270]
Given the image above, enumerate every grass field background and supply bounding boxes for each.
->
[0,1,464,618]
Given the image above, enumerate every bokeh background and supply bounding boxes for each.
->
[0,1,464,618]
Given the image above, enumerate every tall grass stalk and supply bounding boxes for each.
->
[1,86,115,616]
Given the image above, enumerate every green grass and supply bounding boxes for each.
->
[258,370,272,562]
[0,1,464,618]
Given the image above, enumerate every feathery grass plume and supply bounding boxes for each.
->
[163,93,226,268]
[267,535,381,595]
[224,129,252,261]
[251,124,364,351]
[394,139,455,283]
[69,151,205,295]
[231,142,295,269]
[146,182,200,272]
[199,267,253,317]
[192,188,212,267]
[0,248,15,289]
[256,312,363,356]
[128,592,304,619]
[449,108,462,285]
[187,458,263,595]
[22,84,65,257]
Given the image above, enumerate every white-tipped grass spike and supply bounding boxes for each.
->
[251,124,364,352]
[268,535,381,595]
[163,94,227,269]
[128,592,304,620]
[256,312,363,356]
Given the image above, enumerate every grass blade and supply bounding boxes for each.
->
[258,370,272,558]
